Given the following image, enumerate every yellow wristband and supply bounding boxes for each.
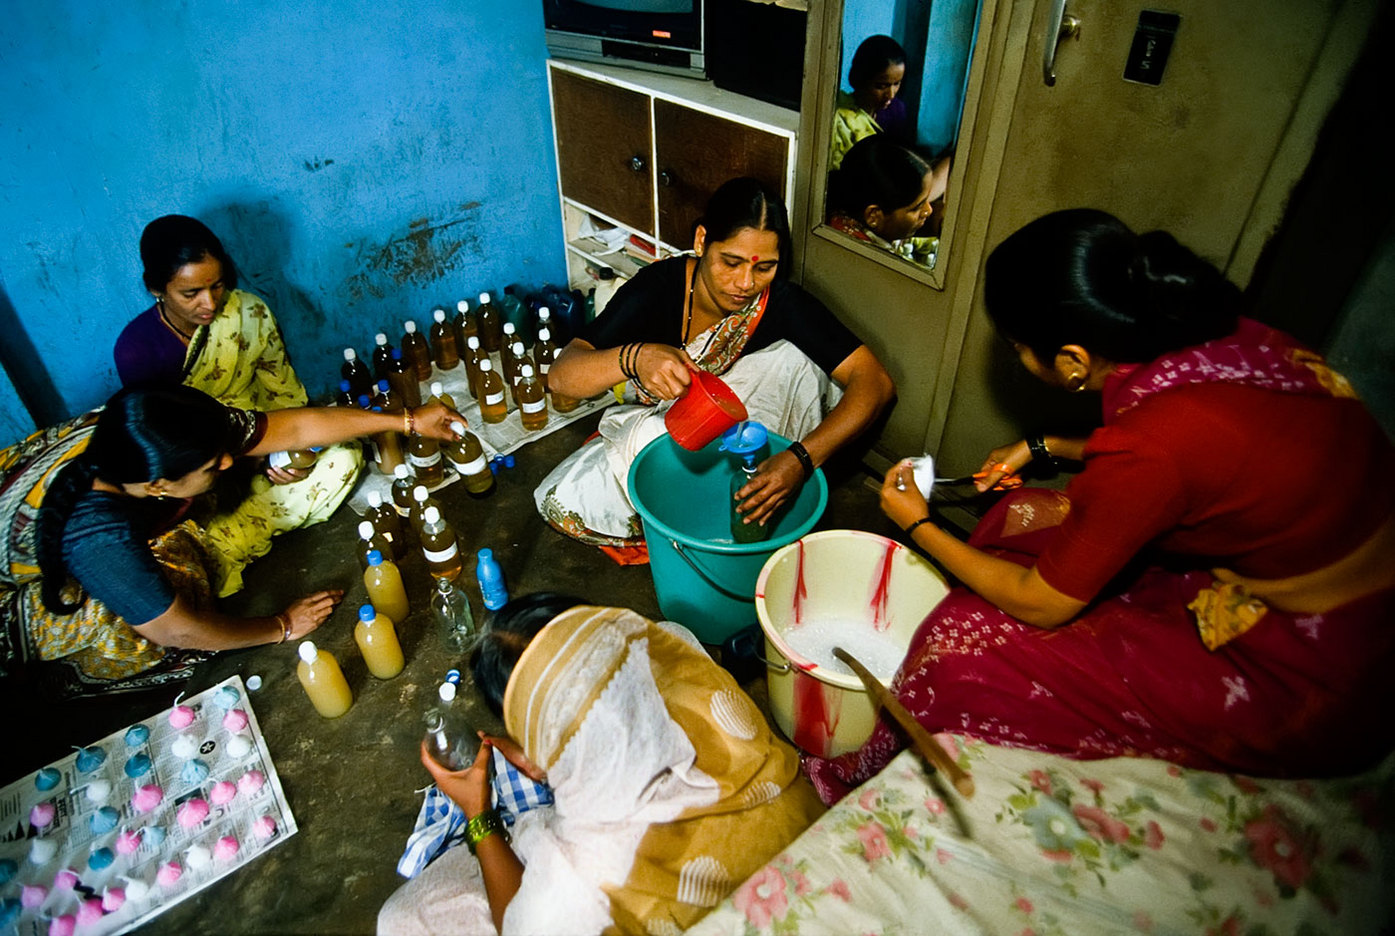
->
[465,809,509,854]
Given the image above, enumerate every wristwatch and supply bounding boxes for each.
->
[1026,433,1057,469]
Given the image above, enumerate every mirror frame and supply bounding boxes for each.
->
[802,0,1000,292]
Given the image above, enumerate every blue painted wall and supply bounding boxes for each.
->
[0,1,566,442]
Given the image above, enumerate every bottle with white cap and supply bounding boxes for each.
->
[365,490,406,558]
[430,307,460,371]
[518,364,548,431]
[296,641,352,718]
[373,332,394,380]
[443,421,494,498]
[463,335,484,400]
[431,577,475,654]
[423,681,478,769]
[428,380,457,412]
[452,298,477,350]
[341,348,373,399]
[391,463,416,516]
[420,505,462,581]
[477,292,502,353]
[477,359,507,424]
[357,519,393,571]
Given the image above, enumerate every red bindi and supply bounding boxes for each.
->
[752,256,760,262]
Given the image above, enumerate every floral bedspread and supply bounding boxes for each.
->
[689,737,1395,935]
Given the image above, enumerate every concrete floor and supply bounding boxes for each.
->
[6,411,903,935]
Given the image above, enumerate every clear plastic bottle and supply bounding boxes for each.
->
[431,577,475,654]
[357,519,394,571]
[342,348,373,399]
[408,433,445,488]
[518,364,548,431]
[476,548,508,611]
[365,490,406,559]
[429,381,457,412]
[363,549,410,625]
[423,681,478,770]
[391,463,416,517]
[354,603,404,679]
[463,336,484,401]
[402,320,433,382]
[297,642,352,718]
[388,347,422,409]
[430,308,460,371]
[420,506,462,581]
[443,421,495,498]
[373,332,395,380]
[477,359,508,424]
[477,292,502,353]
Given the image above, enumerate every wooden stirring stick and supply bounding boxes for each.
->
[834,646,975,798]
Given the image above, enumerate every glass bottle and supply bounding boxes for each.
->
[500,322,519,382]
[297,642,352,718]
[476,291,502,353]
[387,348,422,409]
[452,299,477,352]
[477,359,508,424]
[354,604,404,679]
[363,549,410,624]
[518,364,548,431]
[532,326,558,393]
[508,340,528,405]
[420,505,462,581]
[371,405,405,476]
[357,519,394,571]
[402,320,433,382]
[431,577,476,654]
[463,336,484,401]
[372,332,394,381]
[409,484,443,537]
[342,348,373,400]
[391,463,416,517]
[535,306,554,344]
[429,381,457,412]
[430,308,460,371]
[408,433,444,488]
[423,681,478,770]
[365,490,406,559]
[443,421,495,498]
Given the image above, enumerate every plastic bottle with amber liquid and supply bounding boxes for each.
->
[430,308,460,371]
[477,359,508,424]
[476,292,502,353]
[391,464,417,517]
[364,490,406,559]
[363,549,410,625]
[517,364,549,432]
[342,348,374,400]
[444,421,495,498]
[507,340,528,405]
[357,520,394,571]
[402,320,433,382]
[407,433,445,488]
[428,381,457,412]
[336,379,355,407]
[419,506,462,581]
[532,326,558,393]
[371,405,406,476]
[373,332,395,381]
[452,299,477,352]
[387,348,422,409]
[354,604,404,679]
[267,447,318,472]
[463,336,485,401]
[297,642,352,718]
[409,484,444,538]
[500,323,520,383]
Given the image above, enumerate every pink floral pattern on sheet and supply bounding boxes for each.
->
[689,738,1395,936]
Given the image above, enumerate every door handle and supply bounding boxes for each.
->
[1043,0,1082,86]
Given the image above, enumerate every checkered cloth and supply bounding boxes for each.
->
[396,748,555,878]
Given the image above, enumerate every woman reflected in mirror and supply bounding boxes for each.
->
[827,135,951,268]
[831,34,911,170]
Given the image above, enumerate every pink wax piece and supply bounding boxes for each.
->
[213,835,240,861]
[222,709,249,733]
[101,887,126,913]
[21,884,48,908]
[115,829,142,854]
[177,798,209,828]
[209,781,237,806]
[251,815,276,840]
[168,704,195,729]
[131,784,163,813]
[54,868,80,890]
[76,898,104,926]
[237,770,265,796]
[30,802,56,829]
[48,914,76,936]
[155,861,182,888]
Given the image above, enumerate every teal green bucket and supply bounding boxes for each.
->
[628,432,828,643]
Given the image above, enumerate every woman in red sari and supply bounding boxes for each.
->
[806,209,1395,803]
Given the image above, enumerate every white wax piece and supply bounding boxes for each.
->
[85,779,112,804]
[30,838,58,864]
[225,734,253,759]
[184,844,211,869]
[170,735,199,760]
[122,877,150,901]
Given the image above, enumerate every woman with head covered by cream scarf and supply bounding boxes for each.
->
[378,594,824,935]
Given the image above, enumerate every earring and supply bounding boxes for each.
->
[1066,372,1087,392]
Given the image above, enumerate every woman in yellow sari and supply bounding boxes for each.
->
[114,215,362,595]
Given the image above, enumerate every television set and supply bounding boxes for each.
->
[544,0,705,80]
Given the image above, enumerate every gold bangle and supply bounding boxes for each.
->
[274,613,292,644]
[464,809,509,854]
[403,408,415,435]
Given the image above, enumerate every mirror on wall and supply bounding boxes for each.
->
[820,0,981,275]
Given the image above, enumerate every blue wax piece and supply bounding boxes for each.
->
[144,825,167,847]
[75,745,107,773]
[124,753,153,779]
[88,847,115,871]
[35,766,61,791]
[180,759,210,786]
[89,806,120,835]
[0,897,20,928]
[125,724,150,747]
[211,686,241,710]
[0,857,17,884]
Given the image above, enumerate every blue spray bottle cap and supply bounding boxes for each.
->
[359,604,376,622]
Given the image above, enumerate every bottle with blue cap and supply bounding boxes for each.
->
[476,549,509,610]
[423,680,478,770]
[354,603,404,679]
[364,549,410,624]
[721,421,774,543]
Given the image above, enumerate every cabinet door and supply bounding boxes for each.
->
[653,99,789,248]
[551,68,655,236]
